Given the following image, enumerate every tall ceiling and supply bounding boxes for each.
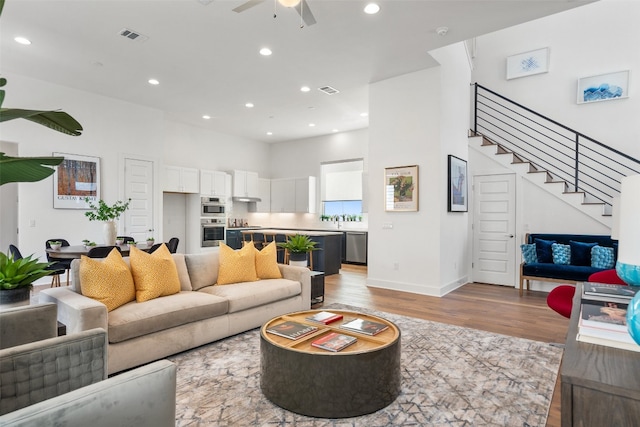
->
[0,0,592,143]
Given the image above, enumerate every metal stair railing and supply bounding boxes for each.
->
[472,83,640,208]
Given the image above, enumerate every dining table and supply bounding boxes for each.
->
[45,244,152,259]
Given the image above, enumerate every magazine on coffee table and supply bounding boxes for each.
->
[305,311,344,324]
[266,321,318,340]
[311,332,357,352]
[340,318,388,336]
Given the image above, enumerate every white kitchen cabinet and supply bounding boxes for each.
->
[270,178,295,212]
[232,170,259,199]
[249,178,271,213]
[163,166,199,193]
[295,176,317,213]
[200,169,228,197]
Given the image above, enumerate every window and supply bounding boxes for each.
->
[323,200,362,217]
[321,159,364,217]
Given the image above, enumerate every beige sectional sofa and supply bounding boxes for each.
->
[40,250,311,375]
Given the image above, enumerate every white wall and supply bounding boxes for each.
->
[471,0,640,160]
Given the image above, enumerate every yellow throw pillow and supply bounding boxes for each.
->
[79,248,135,312]
[217,242,258,285]
[129,244,181,302]
[255,242,282,279]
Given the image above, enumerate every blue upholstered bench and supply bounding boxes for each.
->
[519,233,617,296]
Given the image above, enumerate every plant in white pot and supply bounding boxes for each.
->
[277,234,320,267]
[84,198,131,246]
[0,252,52,308]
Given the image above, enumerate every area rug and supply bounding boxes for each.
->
[169,304,563,426]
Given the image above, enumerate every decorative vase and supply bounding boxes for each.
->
[103,221,117,246]
[0,287,31,310]
[626,291,640,346]
[289,252,308,267]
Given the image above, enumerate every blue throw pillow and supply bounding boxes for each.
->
[520,244,538,264]
[552,243,571,265]
[534,238,556,263]
[591,245,615,269]
[569,240,598,266]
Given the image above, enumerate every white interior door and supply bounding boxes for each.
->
[472,173,516,286]
[124,158,154,243]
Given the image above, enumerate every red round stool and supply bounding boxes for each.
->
[546,285,576,318]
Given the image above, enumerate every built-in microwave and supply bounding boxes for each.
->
[201,197,225,216]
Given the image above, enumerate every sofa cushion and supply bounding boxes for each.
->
[108,292,229,343]
[79,249,135,312]
[534,238,556,263]
[551,243,571,265]
[255,242,282,279]
[217,242,258,285]
[520,244,538,264]
[185,251,219,291]
[569,240,598,266]
[198,279,301,313]
[129,245,181,302]
[592,245,615,269]
[172,253,193,292]
[522,263,603,282]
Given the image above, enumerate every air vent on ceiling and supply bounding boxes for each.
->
[318,86,340,95]
[118,28,149,43]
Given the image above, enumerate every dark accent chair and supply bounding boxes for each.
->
[119,236,135,244]
[167,237,179,254]
[87,246,122,258]
[45,238,72,287]
[8,244,22,260]
[148,242,164,254]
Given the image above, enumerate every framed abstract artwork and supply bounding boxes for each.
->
[448,155,467,212]
[506,47,549,80]
[52,152,100,209]
[577,70,630,104]
[384,165,418,212]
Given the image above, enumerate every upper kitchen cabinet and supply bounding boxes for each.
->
[163,166,199,193]
[295,176,317,214]
[270,176,316,213]
[200,170,229,197]
[249,178,271,213]
[232,170,259,201]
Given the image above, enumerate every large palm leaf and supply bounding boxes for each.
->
[0,152,64,185]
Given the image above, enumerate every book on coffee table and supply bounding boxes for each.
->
[266,321,318,340]
[340,318,388,336]
[305,311,343,324]
[582,282,637,304]
[311,332,357,352]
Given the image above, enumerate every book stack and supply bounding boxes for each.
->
[311,332,357,352]
[339,318,388,336]
[577,282,640,352]
[305,311,343,325]
[266,321,318,340]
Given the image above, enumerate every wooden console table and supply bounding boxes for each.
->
[561,283,640,426]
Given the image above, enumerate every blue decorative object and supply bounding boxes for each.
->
[591,245,615,269]
[626,291,640,346]
[569,240,598,266]
[520,244,538,264]
[616,262,640,287]
[551,243,571,265]
[534,238,556,264]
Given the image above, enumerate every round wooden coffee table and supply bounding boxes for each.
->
[260,309,401,418]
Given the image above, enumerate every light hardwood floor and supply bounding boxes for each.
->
[318,264,569,427]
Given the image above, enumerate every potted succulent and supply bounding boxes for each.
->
[115,236,125,246]
[84,198,131,246]
[84,241,97,249]
[146,237,155,247]
[0,251,52,308]
[277,234,320,267]
[48,240,62,250]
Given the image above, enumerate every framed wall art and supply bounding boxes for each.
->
[53,152,100,209]
[448,155,467,212]
[577,70,630,104]
[384,165,418,212]
[506,47,549,80]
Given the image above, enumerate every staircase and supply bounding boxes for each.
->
[470,83,640,226]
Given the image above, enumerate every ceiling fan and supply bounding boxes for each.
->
[233,0,317,27]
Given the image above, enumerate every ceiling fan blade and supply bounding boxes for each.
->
[295,0,316,26]
[232,0,264,13]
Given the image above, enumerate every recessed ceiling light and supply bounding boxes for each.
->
[332,129,339,133]
[259,47,272,56]
[309,123,316,127]
[148,78,160,85]
[267,132,273,136]
[360,112,369,117]
[364,3,380,14]
[300,86,311,92]
[245,102,254,108]
[202,115,211,120]
[14,36,31,45]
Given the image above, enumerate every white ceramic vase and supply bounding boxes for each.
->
[103,221,117,246]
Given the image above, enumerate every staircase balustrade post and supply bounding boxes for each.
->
[574,134,580,192]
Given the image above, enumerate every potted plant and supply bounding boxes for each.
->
[115,236,125,246]
[277,234,320,267]
[48,240,62,250]
[146,237,155,247]
[0,251,52,308]
[84,198,131,246]
[84,241,97,249]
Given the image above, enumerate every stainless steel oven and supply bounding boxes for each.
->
[201,197,225,217]
[201,218,225,247]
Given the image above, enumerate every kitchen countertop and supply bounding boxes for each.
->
[227,227,367,233]
[244,228,343,236]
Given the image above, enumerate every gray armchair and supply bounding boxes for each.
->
[0,304,176,426]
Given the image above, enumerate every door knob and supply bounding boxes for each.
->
[506,234,514,238]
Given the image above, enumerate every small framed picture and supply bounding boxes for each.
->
[53,152,100,209]
[506,47,549,80]
[577,70,630,104]
[448,155,467,212]
[384,165,418,212]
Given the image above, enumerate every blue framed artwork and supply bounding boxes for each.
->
[447,155,467,212]
[506,47,549,80]
[577,70,630,104]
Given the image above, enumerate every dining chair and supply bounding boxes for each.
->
[148,243,164,254]
[119,236,135,244]
[87,246,122,258]
[45,238,72,287]
[167,238,179,254]
[8,244,23,260]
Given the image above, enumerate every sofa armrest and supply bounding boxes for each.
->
[0,303,58,349]
[279,264,312,308]
[38,287,108,334]
[0,359,176,427]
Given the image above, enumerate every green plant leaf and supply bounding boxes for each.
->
[0,108,83,136]
[0,152,64,185]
